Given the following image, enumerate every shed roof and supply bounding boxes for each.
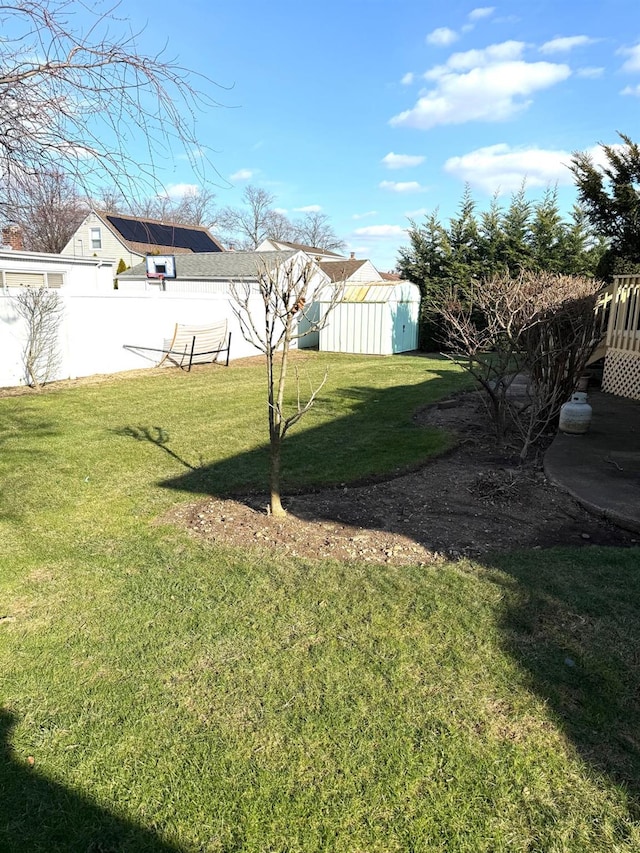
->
[317,281,420,303]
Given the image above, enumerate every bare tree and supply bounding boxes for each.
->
[2,170,87,252]
[218,186,293,249]
[293,211,346,253]
[133,186,218,228]
[442,271,602,460]
[14,286,63,389]
[230,255,343,516]
[0,0,223,195]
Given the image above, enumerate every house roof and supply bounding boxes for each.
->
[380,271,401,281]
[98,211,225,255]
[263,238,344,258]
[318,259,369,282]
[120,250,298,279]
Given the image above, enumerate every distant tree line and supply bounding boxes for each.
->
[1,173,345,255]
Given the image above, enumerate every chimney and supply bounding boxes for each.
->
[350,251,356,260]
[2,225,24,251]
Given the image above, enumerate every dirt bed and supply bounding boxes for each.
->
[169,392,638,563]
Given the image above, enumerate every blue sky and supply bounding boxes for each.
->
[123,0,640,270]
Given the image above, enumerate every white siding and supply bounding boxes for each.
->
[345,260,380,282]
[0,250,114,293]
[320,303,391,355]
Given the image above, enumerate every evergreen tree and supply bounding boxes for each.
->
[530,186,565,272]
[500,183,533,271]
[477,193,506,278]
[397,211,453,349]
[448,185,481,290]
[570,132,640,278]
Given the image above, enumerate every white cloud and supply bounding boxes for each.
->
[426,27,459,47]
[273,207,288,215]
[576,66,604,78]
[444,143,574,193]
[382,152,425,169]
[404,207,428,219]
[229,168,253,181]
[540,35,595,54]
[390,42,571,129]
[468,7,495,21]
[401,72,415,85]
[354,225,406,238]
[352,210,378,220]
[379,180,426,193]
[618,44,640,73]
[622,84,640,96]
[163,183,200,199]
[294,204,322,213]
[429,40,525,74]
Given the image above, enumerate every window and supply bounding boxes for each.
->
[90,227,102,250]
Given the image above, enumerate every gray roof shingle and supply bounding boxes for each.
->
[120,250,298,279]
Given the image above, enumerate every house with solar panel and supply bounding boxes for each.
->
[60,210,225,271]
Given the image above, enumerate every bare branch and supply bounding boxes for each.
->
[13,285,62,388]
[0,0,227,196]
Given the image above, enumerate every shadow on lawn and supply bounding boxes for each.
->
[486,548,640,811]
[153,362,640,805]
[0,410,61,524]
[156,370,463,497]
[0,708,182,853]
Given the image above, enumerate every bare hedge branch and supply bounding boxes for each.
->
[442,271,603,458]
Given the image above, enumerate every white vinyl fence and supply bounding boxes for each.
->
[0,290,265,388]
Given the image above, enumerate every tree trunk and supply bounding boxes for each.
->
[269,433,286,517]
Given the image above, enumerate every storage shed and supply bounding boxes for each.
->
[311,281,420,355]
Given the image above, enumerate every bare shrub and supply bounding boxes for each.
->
[14,287,63,389]
[442,271,603,459]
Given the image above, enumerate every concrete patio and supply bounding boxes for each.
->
[544,390,640,534]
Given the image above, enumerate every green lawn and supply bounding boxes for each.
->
[1,352,639,852]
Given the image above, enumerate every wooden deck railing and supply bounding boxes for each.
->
[607,274,640,355]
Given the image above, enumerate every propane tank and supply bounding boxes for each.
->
[559,391,593,435]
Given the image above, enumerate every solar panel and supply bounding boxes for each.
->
[105,215,222,252]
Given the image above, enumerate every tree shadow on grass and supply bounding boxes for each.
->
[486,546,640,813]
[154,365,640,811]
[0,708,182,852]
[0,410,60,525]
[156,371,464,498]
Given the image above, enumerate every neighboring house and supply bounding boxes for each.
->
[0,248,114,293]
[256,238,345,262]
[318,258,381,283]
[61,211,225,270]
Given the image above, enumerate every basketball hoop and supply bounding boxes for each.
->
[146,254,176,280]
